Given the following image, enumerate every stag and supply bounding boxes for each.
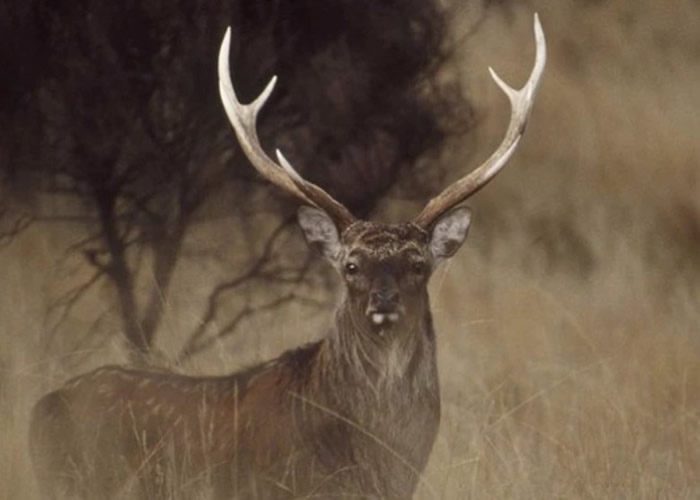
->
[30,15,546,500]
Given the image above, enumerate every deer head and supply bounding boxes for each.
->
[218,15,546,339]
[296,205,471,338]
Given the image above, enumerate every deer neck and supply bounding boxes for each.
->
[324,297,438,392]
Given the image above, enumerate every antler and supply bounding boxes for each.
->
[413,13,547,228]
[218,28,357,230]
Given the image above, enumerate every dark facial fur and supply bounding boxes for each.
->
[339,221,432,335]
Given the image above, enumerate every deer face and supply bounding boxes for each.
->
[298,206,471,333]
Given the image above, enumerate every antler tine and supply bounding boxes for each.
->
[413,13,547,228]
[218,28,357,229]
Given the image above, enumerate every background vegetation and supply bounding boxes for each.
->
[2,0,700,498]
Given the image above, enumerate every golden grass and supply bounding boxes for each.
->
[420,248,700,498]
[4,1,700,498]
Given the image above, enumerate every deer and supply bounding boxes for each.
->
[29,14,546,500]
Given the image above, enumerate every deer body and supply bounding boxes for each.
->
[31,222,444,499]
[30,15,546,500]
[31,338,438,499]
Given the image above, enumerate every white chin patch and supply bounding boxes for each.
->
[371,312,400,326]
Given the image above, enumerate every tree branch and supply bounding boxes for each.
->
[177,293,298,362]
[178,216,296,360]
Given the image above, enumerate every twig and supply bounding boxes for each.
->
[178,294,297,362]
[178,216,295,358]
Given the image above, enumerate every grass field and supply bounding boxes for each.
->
[4,1,700,498]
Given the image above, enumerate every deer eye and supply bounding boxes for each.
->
[411,261,426,275]
[344,262,359,275]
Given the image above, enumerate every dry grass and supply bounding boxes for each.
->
[4,1,700,498]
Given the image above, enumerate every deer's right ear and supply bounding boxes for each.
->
[298,206,342,262]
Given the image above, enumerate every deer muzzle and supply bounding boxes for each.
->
[366,278,401,326]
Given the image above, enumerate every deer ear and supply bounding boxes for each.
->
[298,206,342,262]
[429,206,472,263]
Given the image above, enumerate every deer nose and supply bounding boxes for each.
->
[370,288,399,309]
[367,285,401,327]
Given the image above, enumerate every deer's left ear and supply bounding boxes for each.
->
[298,206,342,263]
[429,206,472,264]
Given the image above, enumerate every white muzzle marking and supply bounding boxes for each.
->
[371,312,400,326]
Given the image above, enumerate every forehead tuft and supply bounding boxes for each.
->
[342,221,428,255]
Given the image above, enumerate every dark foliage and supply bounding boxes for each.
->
[0,0,471,358]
